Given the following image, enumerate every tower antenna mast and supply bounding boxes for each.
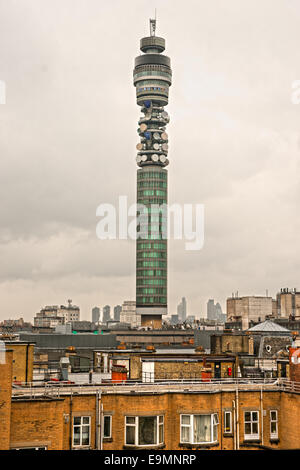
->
[150,9,157,36]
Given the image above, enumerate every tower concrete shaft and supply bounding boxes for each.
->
[133,19,172,328]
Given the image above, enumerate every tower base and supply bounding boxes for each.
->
[141,314,162,329]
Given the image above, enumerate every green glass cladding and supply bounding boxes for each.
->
[136,167,167,308]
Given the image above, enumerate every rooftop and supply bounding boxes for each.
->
[247,320,290,333]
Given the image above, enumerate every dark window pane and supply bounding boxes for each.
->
[138,417,157,445]
[245,422,251,435]
[73,427,81,446]
[104,416,111,438]
[126,426,135,445]
[252,422,258,434]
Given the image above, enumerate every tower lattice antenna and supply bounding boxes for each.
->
[150,9,157,36]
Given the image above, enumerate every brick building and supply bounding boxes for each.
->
[1,346,300,450]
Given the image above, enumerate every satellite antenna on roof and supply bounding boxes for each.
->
[150,9,157,36]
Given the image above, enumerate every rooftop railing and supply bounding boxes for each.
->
[11,377,300,399]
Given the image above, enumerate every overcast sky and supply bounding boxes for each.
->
[0,0,300,322]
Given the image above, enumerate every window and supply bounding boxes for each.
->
[103,415,112,439]
[270,410,278,439]
[244,411,259,440]
[180,414,219,445]
[73,416,91,447]
[13,447,47,450]
[125,416,164,446]
[224,411,232,434]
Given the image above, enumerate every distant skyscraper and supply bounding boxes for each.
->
[102,305,111,323]
[207,299,217,321]
[134,18,172,329]
[92,307,100,324]
[114,305,122,322]
[207,299,225,323]
[177,297,187,322]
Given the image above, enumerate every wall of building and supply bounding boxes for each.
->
[211,334,251,355]
[0,350,13,450]
[10,399,64,450]
[6,343,34,383]
[0,386,299,450]
[280,392,300,449]
[227,297,272,329]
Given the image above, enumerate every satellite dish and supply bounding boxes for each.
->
[153,143,160,150]
[153,132,160,140]
[144,131,151,140]
[140,123,147,132]
[152,154,159,162]
[161,111,169,119]
[141,155,148,162]
[136,155,142,163]
[161,143,168,151]
[136,143,143,150]
[161,132,168,141]
[144,100,152,108]
[160,155,167,163]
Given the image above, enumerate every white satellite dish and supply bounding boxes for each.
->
[136,155,142,163]
[160,155,167,163]
[161,111,169,119]
[141,154,148,162]
[152,154,159,162]
[153,143,160,150]
[153,132,160,140]
[161,143,168,151]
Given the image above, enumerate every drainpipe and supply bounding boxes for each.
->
[232,400,236,450]
[96,390,101,450]
[260,387,264,446]
[100,402,104,450]
[69,391,73,450]
[235,387,239,450]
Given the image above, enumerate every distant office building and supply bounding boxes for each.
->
[34,300,80,328]
[207,300,225,323]
[102,305,111,323]
[276,288,300,319]
[120,301,141,328]
[114,305,122,322]
[92,307,100,324]
[207,299,216,321]
[177,297,187,322]
[227,295,272,330]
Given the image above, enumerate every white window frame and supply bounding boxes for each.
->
[72,415,91,448]
[270,410,278,439]
[180,413,219,445]
[224,410,232,434]
[125,415,164,447]
[13,446,47,450]
[244,411,259,440]
[103,414,112,439]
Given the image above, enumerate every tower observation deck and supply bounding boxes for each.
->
[134,19,172,328]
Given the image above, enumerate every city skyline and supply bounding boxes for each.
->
[1,0,300,322]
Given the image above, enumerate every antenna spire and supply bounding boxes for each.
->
[150,9,157,36]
